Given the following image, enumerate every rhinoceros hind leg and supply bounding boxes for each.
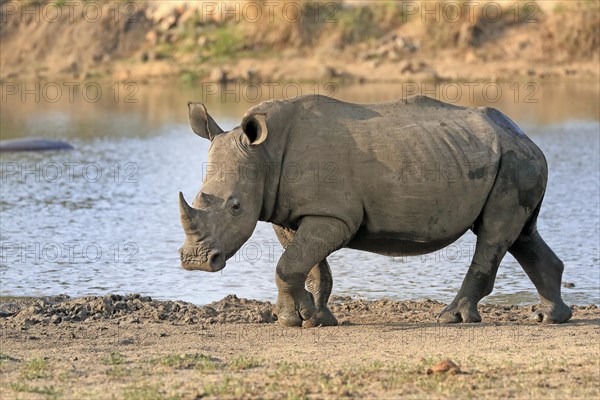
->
[437,237,512,323]
[509,231,572,323]
[439,152,544,323]
[272,224,338,327]
[304,260,338,327]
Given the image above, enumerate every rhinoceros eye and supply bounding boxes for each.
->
[229,198,241,216]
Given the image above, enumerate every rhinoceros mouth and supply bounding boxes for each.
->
[179,247,225,272]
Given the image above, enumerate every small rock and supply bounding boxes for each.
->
[242,68,258,81]
[159,14,177,31]
[530,305,537,312]
[138,51,149,63]
[464,50,477,63]
[563,282,575,288]
[51,315,62,324]
[145,30,158,46]
[427,359,460,375]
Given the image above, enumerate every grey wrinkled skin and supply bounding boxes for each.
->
[178,95,572,327]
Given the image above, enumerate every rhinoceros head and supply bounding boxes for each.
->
[178,102,269,272]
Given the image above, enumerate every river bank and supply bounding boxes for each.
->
[0,294,598,399]
[1,1,598,83]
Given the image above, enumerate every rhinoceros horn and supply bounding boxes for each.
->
[188,102,224,141]
[178,191,205,234]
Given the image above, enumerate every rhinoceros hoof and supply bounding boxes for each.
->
[302,308,338,328]
[437,299,482,323]
[531,304,572,324]
[277,312,303,327]
[274,290,317,327]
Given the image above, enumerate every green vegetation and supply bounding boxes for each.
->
[335,2,406,45]
[207,26,245,59]
[552,3,599,57]
[201,376,234,397]
[104,351,127,365]
[227,356,262,370]
[107,366,133,378]
[154,353,216,371]
[123,382,178,400]
[10,382,62,397]
[179,69,205,84]
[21,358,48,379]
[2,355,598,399]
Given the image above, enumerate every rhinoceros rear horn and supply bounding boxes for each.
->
[188,102,224,141]
[241,113,268,145]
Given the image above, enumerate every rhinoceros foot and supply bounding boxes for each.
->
[531,302,572,324]
[274,289,316,327]
[302,308,338,328]
[437,297,482,323]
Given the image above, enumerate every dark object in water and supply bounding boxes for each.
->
[0,138,74,152]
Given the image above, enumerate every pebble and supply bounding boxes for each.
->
[427,359,461,375]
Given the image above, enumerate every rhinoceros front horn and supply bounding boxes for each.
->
[178,191,203,234]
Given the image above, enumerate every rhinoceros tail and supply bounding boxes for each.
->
[521,192,544,236]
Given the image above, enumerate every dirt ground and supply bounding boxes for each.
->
[0,294,598,399]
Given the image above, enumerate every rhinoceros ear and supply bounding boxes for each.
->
[188,102,224,141]
[241,113,268,145]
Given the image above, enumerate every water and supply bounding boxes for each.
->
[1,81,599,305]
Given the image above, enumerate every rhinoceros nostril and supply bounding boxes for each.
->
[209,252,221,269]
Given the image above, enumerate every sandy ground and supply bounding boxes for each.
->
[0,294,598,399]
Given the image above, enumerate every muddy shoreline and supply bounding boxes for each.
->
[2,293,598,326]
[1,294,598,398]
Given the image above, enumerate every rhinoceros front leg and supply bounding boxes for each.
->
[273,224,338,327]
[274,217,352,327]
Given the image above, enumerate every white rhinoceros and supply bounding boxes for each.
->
[178,95,572,327]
